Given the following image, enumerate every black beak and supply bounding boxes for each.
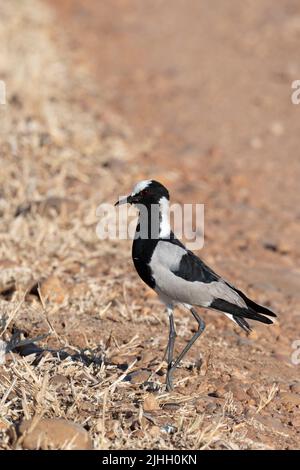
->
[114,195,133,206]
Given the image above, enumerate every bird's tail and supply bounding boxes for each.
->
[230,285,276,319]
[212,298,275,323]
[211,286,276,333]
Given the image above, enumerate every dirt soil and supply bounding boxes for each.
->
[0,0,300,450]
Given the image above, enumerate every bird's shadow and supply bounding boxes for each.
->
[5,329,113,368]
[5,329,162,391]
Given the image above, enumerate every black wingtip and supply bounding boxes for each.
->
[257,314,274,325]
[211,298,276,326]
[228,285,277,318]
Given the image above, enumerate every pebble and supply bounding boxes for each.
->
[290,383,300,394]
[162,402,180,411]
[291,415,300,428]
[161,424,177,434]
[281,392,300,406]
[130,370,151,385]
[143,394,160,412]
[149,425,161,437]
[224,381,248,401]
[17,418,93,450]
[138,351,158,365]
[270,121,284,137]
[250,137,263,149]
[49,374,69,389]
[40,276,66,304]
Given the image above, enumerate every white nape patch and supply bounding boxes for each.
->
[159,196,171,238]
[131,179,152,196]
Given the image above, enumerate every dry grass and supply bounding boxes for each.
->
[0,345,272,450]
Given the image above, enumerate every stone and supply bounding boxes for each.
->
[290,383,300,394]
[291,415,300,428]
[40,276,66,304]
[281,392,300,406]
[130,370,151,384]
[143,394,160,411]
[224,381,248,401]
[250,137,263,149]
[17,418,93,450]
[270,121,284,137]
[49,374,69,389]
[149,425,160,437]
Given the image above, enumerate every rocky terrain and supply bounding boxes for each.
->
[0,0,300,449]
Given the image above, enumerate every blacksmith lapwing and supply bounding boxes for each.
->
[115,180,276,391]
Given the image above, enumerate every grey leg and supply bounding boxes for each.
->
[164,307,177,390]
[166,307,205,391]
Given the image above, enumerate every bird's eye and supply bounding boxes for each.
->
[141,189,149,196]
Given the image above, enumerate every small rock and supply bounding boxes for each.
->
[250,137,263,149]
[224,381,248,401]
[17,418,93,450]
[143,394,160,412]
[246,386,259,403]
[149,425,160,437]
[255,415,286,433]
[291,415,300,428]
[50,374,69,389]
[246,429,258,441]
[290,383,300,394]
[110,353,135,365]
[270,121,284,137]
[162,402,180,411]
[281,392,300,406]
[130,370,151,384]
[0,420,8,431]
[278,239,294,254]
[161,424,177,434]
[139,351,158,366]
[40,276,66,304]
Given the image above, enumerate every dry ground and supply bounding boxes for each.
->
[0,0,300,450]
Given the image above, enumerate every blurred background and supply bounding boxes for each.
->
[49,0,300,258]
[1,0,300,450]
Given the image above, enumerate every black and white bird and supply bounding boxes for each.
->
[115,180,276,391]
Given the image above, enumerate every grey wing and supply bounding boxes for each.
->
[149,240,246,309]
[150,239,275,329]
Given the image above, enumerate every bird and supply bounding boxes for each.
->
[115,180,276,391]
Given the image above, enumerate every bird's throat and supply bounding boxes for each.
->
[136,196,171,240]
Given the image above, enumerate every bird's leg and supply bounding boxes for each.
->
[166,307,205,392]
[165,307,177,391]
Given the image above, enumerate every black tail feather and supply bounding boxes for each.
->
[233,316,252,333]
[210,298,275,325]
[227,284,276,318]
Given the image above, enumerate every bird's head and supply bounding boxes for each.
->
[115,180,170,207]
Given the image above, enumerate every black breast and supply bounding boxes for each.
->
[132,234,158,289]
